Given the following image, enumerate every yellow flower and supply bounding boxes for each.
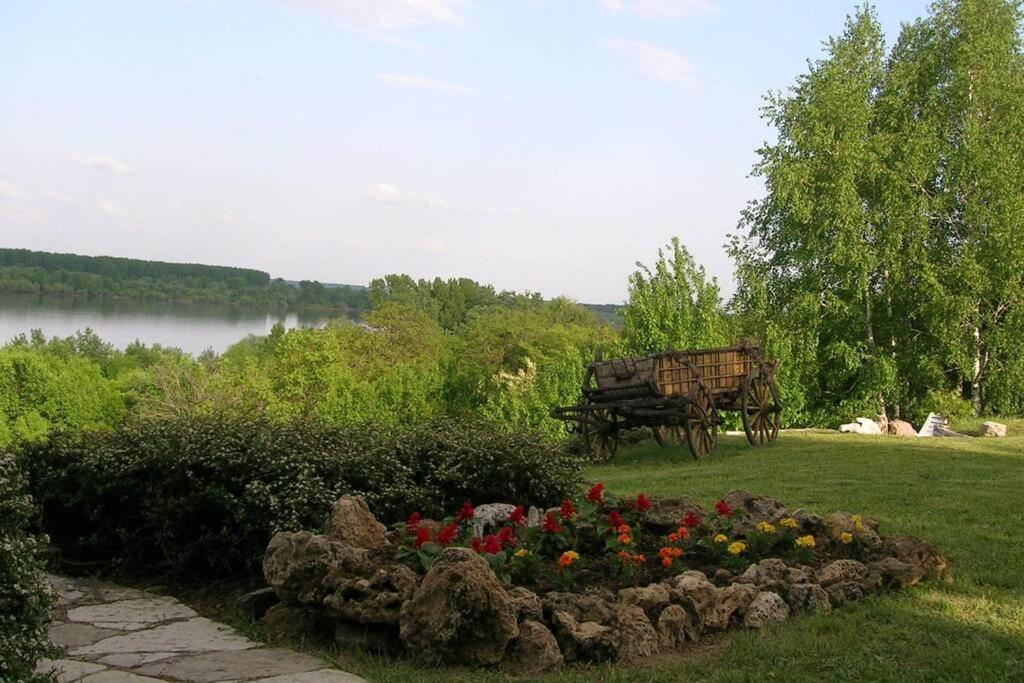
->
[727,541,746,556]
[795,535,815,549]
[840,532,854,544]
[851,514,864,532]
[756,521,777,534]
[780,517,798,529]
[713,533,728,544]
[514,548,529,559]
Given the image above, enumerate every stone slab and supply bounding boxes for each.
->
[72,617,257,656]
[50,622,123,649]
[133,648,326,683]
[81,672,168,682]
[36,658,107,682]
[98,652,181,668]
[251,669,370,682]
[68,597,197,631]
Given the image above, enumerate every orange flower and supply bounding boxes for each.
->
[556,550,579,573]
[617,533,632,545]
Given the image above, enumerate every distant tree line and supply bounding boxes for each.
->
[0,248,370,311]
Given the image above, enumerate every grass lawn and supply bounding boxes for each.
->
[232,432,1024,682]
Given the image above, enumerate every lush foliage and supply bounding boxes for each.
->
[0,455,58,683]
[732,0,1024,424]
[22,415,582,578]
[0,247,369,311]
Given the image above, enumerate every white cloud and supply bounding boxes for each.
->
[44,191,77,205]
[98,200,123,217]
[0,178,19,198]
[274,0,466,34]
[67,153,138,175]
[604,39,698,88]
[367,183,453,209]
[375,73,474,94]
[599,0,713,19]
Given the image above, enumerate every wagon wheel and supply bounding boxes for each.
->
[683,383,717,459]
[582,406,619,462]
[741,368,781,445]
[652,425,683,448]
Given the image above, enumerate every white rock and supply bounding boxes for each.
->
[839,418,882,435]
[979,421,1007,437]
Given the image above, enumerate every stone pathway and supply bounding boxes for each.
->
[39,575,366,683]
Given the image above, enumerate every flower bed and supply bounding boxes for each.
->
[259,486,947,674]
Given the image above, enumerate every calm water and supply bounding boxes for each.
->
[0,294,344,354]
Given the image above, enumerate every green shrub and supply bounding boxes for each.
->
[23,415,582,579]
[0,455,58,683]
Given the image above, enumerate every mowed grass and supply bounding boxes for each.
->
[288,432,1024,682]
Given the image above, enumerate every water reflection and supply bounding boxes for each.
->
[0,293,349,354]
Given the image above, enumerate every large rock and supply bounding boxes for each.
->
[506,586,543,623]
[880,535,948,580]
[646,497,705,533]
[839,417,883,435]
[786,583,831,613]
[705,583,757,631]
[668,574,717,638]
[870,557,927,589]
[322,564,418,625]
[889,419,917,437]
[618,583,670,624]
[399,547,518,666]
[720,490,789,526]
[549,610,616,663]
[334,621,402,654]
[263,531,371,604]
[823,512,881,547]
[979,421,1007,437]
[500,620,563,675]
[543,589,616,625]
[743,591,790,628]
[614,603,659,663]
[656,604,696,651]
[471,503,517,537]
[818,560,868,587]
[235,588,280,620]
[825,581,865,605]
[326,495,389,549]
[261,602,319,643]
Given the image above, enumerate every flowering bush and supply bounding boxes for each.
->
[389,484,879,593]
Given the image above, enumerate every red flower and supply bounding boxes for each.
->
[587,482,605,503]
[507,505,526,526]
[412,526,432,549]
[714,500,732,516]
[560,499,576,520]
[542,511,563,534]
[434,523,459,547]
[497,526,516,547]
[607,509,625,528]
[635,493,651,512]
[681,510,702,528]
[471,536,483,552]
[405,511,422,534]
[455,500,475,521]
[482,534,502,555]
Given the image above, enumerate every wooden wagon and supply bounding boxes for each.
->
[550,342,781,461]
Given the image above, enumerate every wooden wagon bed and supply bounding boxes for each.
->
[551,342,781,460]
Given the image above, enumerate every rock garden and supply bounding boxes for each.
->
[257,485,947,675]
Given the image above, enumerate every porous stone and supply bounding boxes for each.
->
[72,617,256,656]
[618,583,670,624]
[263,531,371,604]
[871,557,928,589]
[543,588,616,625]
[326,495,389,549]
[706,583,757,630]
[471,503,517,537]
[668,575,717,637]
[499,620,563,675]
[818,560,868,587]
[506,586,543,622]
[614,603,659,663]
[645,497,705,533]
[66,597,197,631]
[743,591,790,628]
[823,512,881,547]
[881,534,948,579]
[979,421,1007,437]
[133,648,327,682]
[549,610,616,663]
[786,583,831,613]
[398,547,518,666]
[322,564,419,625]
[720,490,789,526]
[656,604,695,651]
[825,581,865,605]
[261,602,320,643]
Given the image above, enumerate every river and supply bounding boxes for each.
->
[0,294,346,355]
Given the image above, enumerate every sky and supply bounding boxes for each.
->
[0,0,932,304]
